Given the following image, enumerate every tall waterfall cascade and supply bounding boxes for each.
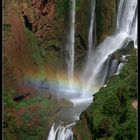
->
[87,0,96,53]
[117,0,137,48]
[81,32,129,97]
[47,0,137,139]
[66,0,76,82]
[81,0,137,96]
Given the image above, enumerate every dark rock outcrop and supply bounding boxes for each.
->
[58,98,74,108]
[13,93,31,102]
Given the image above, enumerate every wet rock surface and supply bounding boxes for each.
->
[58,98,74,108]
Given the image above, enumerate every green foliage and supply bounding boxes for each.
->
[74,49,137,140]
[3,88,17,108]
[16,98,41,109]
[113,105,137,140]
[22,112,32,123]
[90,50,137,139]
[25,28,45,70]
[96,0,104,43]
[17,124,43,140]
[74,121,92,140]
[75,0,90,53]
[3,96,57,140]
[37,109,48,125]
[18,111,47,140]
[95,0,116,44]
[102,94,120,116]
[3,24,11,32]
[3,24,11,40]
[55,0,69,19]
[76,0,82,11]
[16,98,56,111]
[55,0,82,20]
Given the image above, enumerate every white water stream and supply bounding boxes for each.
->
[47,123,76,140]
[88,0,96,53]
[66,0,76,82]
[117,0,137,48]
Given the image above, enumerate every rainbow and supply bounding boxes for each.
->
[19,69,83,99]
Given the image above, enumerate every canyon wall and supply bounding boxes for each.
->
[3,0,137,140]
[3,0,118,93]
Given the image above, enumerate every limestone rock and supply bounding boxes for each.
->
[58,98,74,108]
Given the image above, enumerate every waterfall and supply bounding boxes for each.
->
[115,63,125,75]
[47,1,76,139]
[103,58,119,85]
[47,123,76,140]
[87,0,96,53]
[130,8,137,48]
[81,32,129,96]
[47,123,58,140]
[47,0,137,139]
[116,0,125,30]
[66,0,76,82]
[81,0,137,96]
[117,0,138,48]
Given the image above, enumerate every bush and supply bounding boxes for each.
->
[92,50,137,139]
[74,49,137,140]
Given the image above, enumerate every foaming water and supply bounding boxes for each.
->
[47,123,76,140]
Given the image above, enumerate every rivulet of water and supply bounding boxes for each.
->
[66,0,76,82]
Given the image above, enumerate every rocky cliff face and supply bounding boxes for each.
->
[74,0,117,70]
[3,0,118,91]
[21,0,55,38]
[3,1,62,139]
[96,0,117,44]
[3,0,64,93]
